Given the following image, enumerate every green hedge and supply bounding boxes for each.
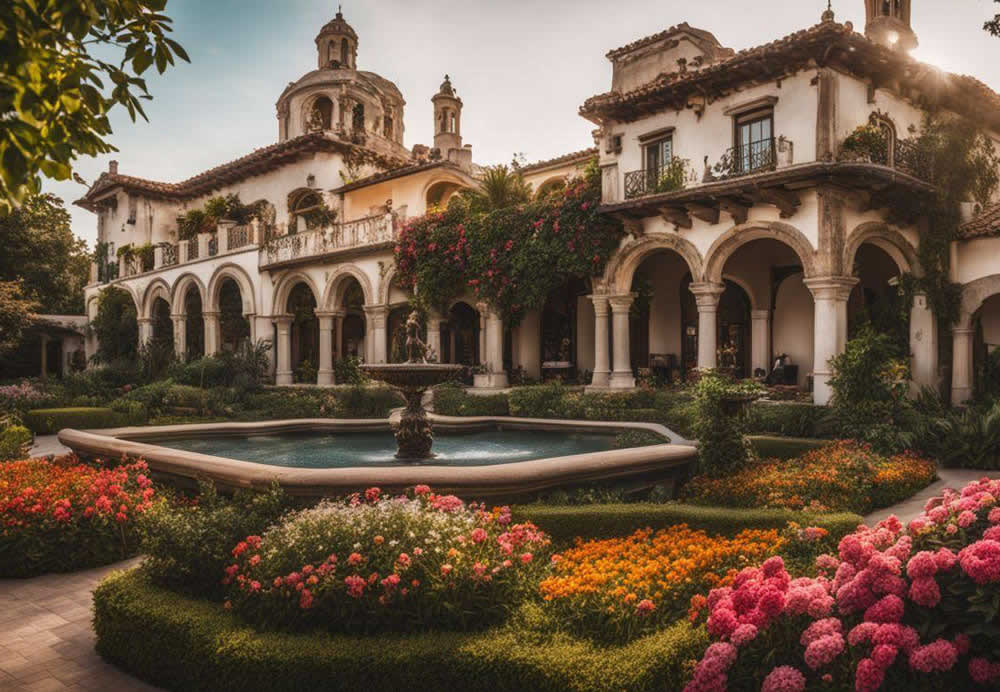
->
[22,407,132,434]
[749,435,829,460]
[747,402,829,438]
[514,503,862,543]
[94,570,707,692]
[433,385,510,416]
[0,424,32,459]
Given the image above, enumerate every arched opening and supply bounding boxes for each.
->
[974,294,1000,399]
[449,112,457,134]
[341,39,350,67]
[628,250,693,384]
[442,302,480,368]
[289,190,327,234]
[721,237,811,386]
[881,0,891,16]
[151,297,174,350]
[352,103,365,132]
[286,283,319,383]
[536,178,567,200]
[219,278,250,352]
[849,242,907,354]
[539,277,589,380]
[184,286,204,359]
[426,180,462,210]
[327,41,336,64]
[312,96,333,131]
[338,278,367,360]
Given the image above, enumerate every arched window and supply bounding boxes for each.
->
[439,110,447,133]
[328,41,336,64]
[383,115,393,138]
[881,0,891,16]
[449,112,457,134]
[352,103,365,132]
[341,40,350,67]
[290,190,327,233]
[871,115,897,167]
[310,96,333,131]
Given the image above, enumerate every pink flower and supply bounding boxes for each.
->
[364,487,381,503]
[635,599,655,616]
[959,510,978,528]
[906,551,938,579]
[344,575,366,598]
[440,563,453,576]
[908,576,941,607]
[863,595,904,623]
[804,633,845,670]
[959,540,1000,584]
[520,552,533,564]
[871,644,898,669]
[470,528,487,544]
[801,618,842,646]
[908,639,957,673]
[855,659,884,692]
[761,666,806,692]
[414,484,431,495]
[969,658,1000,684]
[731,623,758,646]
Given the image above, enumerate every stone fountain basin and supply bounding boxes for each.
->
[360,363,464,388]
[57,416,697,500]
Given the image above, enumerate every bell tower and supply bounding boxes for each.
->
[864,0,917,52]
[432,75,463,155]
[316,7,358,69]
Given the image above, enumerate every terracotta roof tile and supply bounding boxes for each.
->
[957,203,1000,239]
[606,22,734,60]
[76,133,410,210]
[519,148,598,173]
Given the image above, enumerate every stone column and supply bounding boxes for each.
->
[203,311,221,355]
[750,309,771,377]
[909,292,938,392]
[274,315,294,385]
[334,312,344,361]
[154,246,164,270]
[253,315,276,378]
[483,307,509,388]
[137,317,153,346]
[805,277,858,406]
[689,282,726,370]
[316,312,335,385]
[197,233,211,258]
[364,305,389,364]
[171,314,187,360]
[478,311,487,365]
[608,294,635,389]
[178,240,191,264]
[951,326,975,406]
[39,333,49,382]
[590,295,611,388]
[426,315,442,363]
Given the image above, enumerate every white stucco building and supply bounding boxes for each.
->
[78,3,1000,406]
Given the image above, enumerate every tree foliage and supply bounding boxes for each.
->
[987,1,1000,36]
[394,161,623,325]
[0,281,40,354]
[0,194,90,314]
[91,285,138,363]
[457,164,532,214]
[0,0,189,213]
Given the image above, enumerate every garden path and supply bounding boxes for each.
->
[864,468,1000,525]
[28,437,71,459]
[0,559,158,691]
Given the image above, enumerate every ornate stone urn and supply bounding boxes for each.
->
[361,311,463,460]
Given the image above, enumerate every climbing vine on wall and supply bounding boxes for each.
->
[394,161,624,325]
[880,115,1000,331]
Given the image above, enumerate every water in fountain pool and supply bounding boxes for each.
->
[145,430,623,468]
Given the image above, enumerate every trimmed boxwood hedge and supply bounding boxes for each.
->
[94,570,707,692]
[22,407,130,434]
[749,435,829,460]
[514,503,863,543]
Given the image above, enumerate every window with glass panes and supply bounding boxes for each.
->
[644,136,673,175]
[735,111,773,174]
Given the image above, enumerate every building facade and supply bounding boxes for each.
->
[78,4,1000,406]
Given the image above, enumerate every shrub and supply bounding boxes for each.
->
[653,390,697,439]
[22,407,125,433]
[748,435,829,460]
[0,424,32,459]
[94,569,708,692]
[0,381,54,416]
[747,402,829,438]
[691,371,762,475]
[540,525,785,641]
[685,477,1000,692]
[241,386,401,421]
[828,326,912,453]
[513,503,863,544]
[509,383,584,419]
[434,384,510,416]
[161,384,223,415]
[914,400,1000,470]
[333,356,364,386]
[681,441,937,514]
[139,481,290,598]
[108,399,149,425]
[167,356,230,388]
[330,385,401,418]
[224,487,550,633]
[0,457,155,577]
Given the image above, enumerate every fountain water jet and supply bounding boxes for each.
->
[361,311,463,460]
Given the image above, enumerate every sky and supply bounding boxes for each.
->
[43,0,1000,248]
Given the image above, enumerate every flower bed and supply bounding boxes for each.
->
[681,441,937,513]
[685,477,1000,691]
[224,486,551,632]
[0,456,155,577]
[539,525,786,641]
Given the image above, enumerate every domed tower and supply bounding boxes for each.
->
[864,0,917,52]
[432,75,463,156]
[315,8,358,69]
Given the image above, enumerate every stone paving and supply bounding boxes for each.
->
[0,559,158,691]
[864,468,1000,525]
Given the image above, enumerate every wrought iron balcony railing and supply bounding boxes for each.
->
[623,161,687,200]
[261,212,398,267]
[714,138,777,179]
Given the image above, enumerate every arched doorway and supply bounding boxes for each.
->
[338,278,367,360]
[442,302,480,366]
[717,280,752,378]
[287,283,318,382]
[540,277,589,379]
[183,286,204,359]
[849,243,906,355]
[628,250,690,383]
[151,297,173,351]
[974,294,1000,399]
[219,278,250,352]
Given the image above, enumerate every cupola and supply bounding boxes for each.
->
[432,75,463,155]
[864,0,917,52]
[316,8,358,69]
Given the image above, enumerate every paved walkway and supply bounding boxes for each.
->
[864,468,1000,525]
[0,559,158,691]
[27,436,71,459]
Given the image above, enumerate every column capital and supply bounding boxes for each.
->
[608,293,635,313]
[689,282,726,309]
[170,313,186,322]
[804,276,858,302]
[952,326,976,337]
[272,313,294,327]
[136,317,152,326]
[362,304,389,317]
[588,293,610,316]
[314,310,338,319]
[202,310,221,319]
[751,309,770,321]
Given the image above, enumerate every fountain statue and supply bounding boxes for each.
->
[361,311,463,460]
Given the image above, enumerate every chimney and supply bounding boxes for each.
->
[109,160,119,175]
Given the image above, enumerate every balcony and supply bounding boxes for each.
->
[260,212,399,268]
[713,139,777,180]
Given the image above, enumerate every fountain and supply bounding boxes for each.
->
[361,311,463,460]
